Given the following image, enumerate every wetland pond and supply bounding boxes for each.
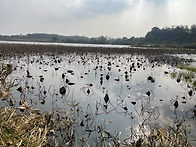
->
[0,43,196,146]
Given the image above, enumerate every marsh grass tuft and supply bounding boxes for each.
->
[171,72,177,79]
[171,70,196,89]
[177,64,196,73]
[178,72,195,83]
[193,80,196,88]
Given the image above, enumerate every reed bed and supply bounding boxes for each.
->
[0,43,195,57]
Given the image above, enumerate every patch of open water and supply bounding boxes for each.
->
[0,51,195,145]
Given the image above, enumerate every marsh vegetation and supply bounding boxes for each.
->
[0,43,195,146]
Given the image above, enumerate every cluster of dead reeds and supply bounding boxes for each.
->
[0,63,47,146]
[0,107,193,146]
[0,107,48,146]
[134,120,192,147]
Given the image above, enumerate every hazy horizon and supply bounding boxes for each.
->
[0,0,196,38]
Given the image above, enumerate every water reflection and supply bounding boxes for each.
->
[1,51,196,145]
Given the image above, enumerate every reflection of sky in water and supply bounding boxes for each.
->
[2,52,196,145]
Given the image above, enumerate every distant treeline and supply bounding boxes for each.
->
[0,25,196,48]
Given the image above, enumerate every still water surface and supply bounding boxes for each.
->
[0,43,195,145]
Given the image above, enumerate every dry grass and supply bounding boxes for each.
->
[0,63,51,146]
[139,121,191,147]
[0,107,49,146]
[0,106,194,147]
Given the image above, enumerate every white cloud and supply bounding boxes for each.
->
[61,0,131,18]
[83,0,130,15]
[0,0,195,37]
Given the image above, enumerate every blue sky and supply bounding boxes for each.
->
[0,0,196,38]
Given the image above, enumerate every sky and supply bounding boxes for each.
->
[0,0,196,38]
